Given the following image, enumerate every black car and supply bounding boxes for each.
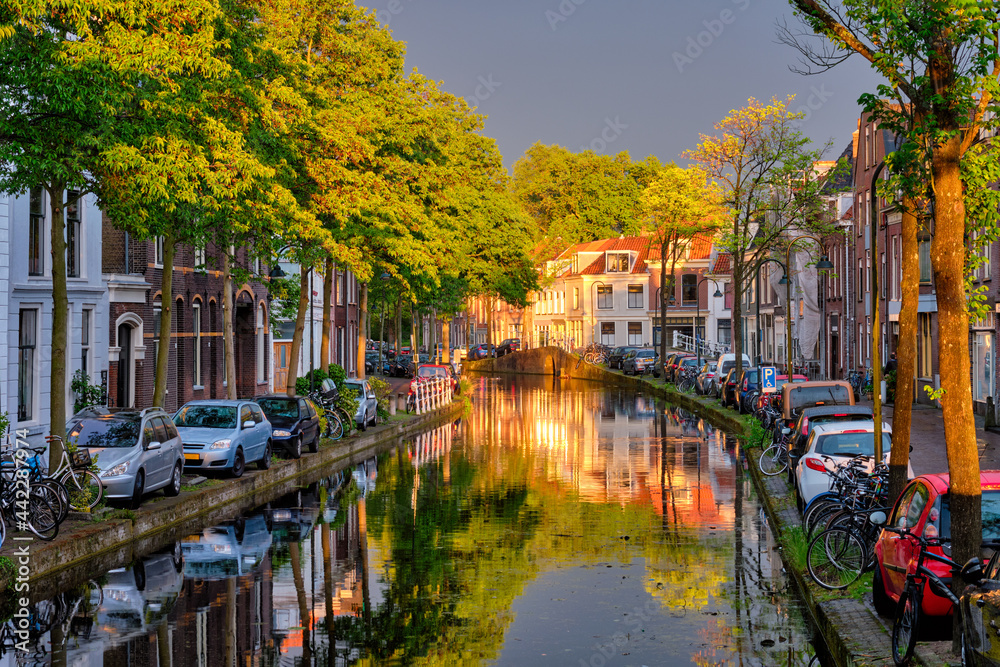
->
[960,551,1000,666]
[496,338,520,356]
[254,394,322,458]
[787,405,876,474]
[608,346,638,370]
[469,343,495,360]
[390,355,414,377]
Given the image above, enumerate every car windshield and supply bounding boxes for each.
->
[418,367,447,378]
[256,399,297,420]
[745,370,759,382]
[67,418,140,449]
[174,405,237,429]
[787,385,852,413]
[345,382,364,395]
[637,350,654,358]
[931,491,1000,540]
[815,431,890,457]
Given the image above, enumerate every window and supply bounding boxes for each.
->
[240,405,252,426]
[193,303,202,387]
[18,309,37,422]
[866,250,871,293]
[724,282,733,310]
[29,188,44,276]
[858,260,864,301]
[194,246,206,269]
[597,285,613,309]
[682,274,697,305]
[628,322,642,345]
[881,252,886,298]
[627,285,643,308]
[152,304,162,388]
[336,273,344,306]
[81,308,92,377]
[573,287,580,310]
[252,257,261,275]
[600,322,615,346]
[919,239,932,283]
[66,191,80,278]
[606,253,629,273]
[718,319,732,346]
[919,312,933,377]
[155,236,165,266]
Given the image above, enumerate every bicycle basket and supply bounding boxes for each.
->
[70,448,92,469]
[320,378,339,402]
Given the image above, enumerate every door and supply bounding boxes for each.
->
[251,404,267,460]
[117,324,133,408]
[273,343,290,393]
[148,417,170,487]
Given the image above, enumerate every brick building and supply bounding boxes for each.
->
[103,218,271,412]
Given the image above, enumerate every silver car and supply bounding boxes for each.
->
[344,379,378,430]
[66,407,185,508]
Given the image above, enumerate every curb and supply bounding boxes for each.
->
[3,400,465,599]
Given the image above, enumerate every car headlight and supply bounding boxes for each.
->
[103,461,129,478]
[273,430,291,437]
[210,439,232,450]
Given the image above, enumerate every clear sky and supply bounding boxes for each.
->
[371,0,885,170]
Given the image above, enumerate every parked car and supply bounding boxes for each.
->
[390,354,414,378]
[496,338,521,356]
[622,348,657,375]
[344,379,378,430]
[664,353,695,383]
[695,361,718,395]
[173,400,273,478]
[960,547,1000,663]
[254,394,321,458]
[364,352,381,374]
[181,511,273,579]
[673,356,702,384]
[787,405,876,471]
[413,363,458,394]
[874,472,1000,621]
[608,346,638,370]
[720,369,743,408]
[66,406,186,508]
[716,353,752,384]
[736,368,766,413]
[793,420,892,506]
[775,380,855,441]
[469,343,495,360]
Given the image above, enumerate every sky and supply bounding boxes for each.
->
[370,0,885,170]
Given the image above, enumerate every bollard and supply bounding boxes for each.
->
[397,392,407,414]
[388,395,396,416]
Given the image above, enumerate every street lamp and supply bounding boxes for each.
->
[695,277,724,367]
[780,236,834,381]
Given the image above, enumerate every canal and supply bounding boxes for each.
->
[5,375,825,666]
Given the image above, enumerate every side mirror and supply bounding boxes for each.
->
[243,420,256,429]
[781,428,791,436]
[869,510,887,526]
[910,445,914,453]
[961,558,986,585]
[146,441,162,451]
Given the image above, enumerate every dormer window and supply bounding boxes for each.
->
[572,255,579,274]
[607,252,629,273]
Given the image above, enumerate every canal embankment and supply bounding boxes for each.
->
[467,348,953,667]
[2,398,465,600]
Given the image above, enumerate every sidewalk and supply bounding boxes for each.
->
[858,399,1000,475]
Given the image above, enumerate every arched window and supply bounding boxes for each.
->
[193,300,202,387]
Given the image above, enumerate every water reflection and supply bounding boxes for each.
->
[4,375,824,666]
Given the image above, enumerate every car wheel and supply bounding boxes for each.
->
[231,448,245,478]
[290,436,302,460]
[308,431,318,453]
[258,441,272,470]
[872,564,895,617]
[133,559,146,592]
[369,411,377,427]
[130,471,145,510]
[164,463,182,497]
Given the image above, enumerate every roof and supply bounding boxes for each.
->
[810,420,891,435]
[799,405,874,418]
[711,254,732,275]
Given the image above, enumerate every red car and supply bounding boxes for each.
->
[409,364,458,396]
[873,472,1000,618]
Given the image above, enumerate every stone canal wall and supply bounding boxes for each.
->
[468,356,947,667]
[4,400,466,600]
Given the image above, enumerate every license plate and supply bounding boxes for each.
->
[184,453,201,462]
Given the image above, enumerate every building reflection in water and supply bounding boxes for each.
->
[4,376,818,666]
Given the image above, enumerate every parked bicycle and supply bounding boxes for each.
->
[581,343,610,365]
[806,506,887,590]
[308,386,345,441]
[43,435,104,512]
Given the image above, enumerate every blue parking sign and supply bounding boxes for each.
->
[762,366,777,391]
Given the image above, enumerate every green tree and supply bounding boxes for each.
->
[784,0,1000,616]
[640,165,726,374]
[684,96,837,387]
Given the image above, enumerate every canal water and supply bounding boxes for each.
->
[4,375,825,666]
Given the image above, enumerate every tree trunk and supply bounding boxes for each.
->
[931,133,981,595]
[411,303,417,355]
[486,298,494,353]
[394,294,402,353]
[658,238,668,376]
[356,283,368,379]
[466,299,473,356]
[321,256,333,370]
[889,201,919,503]
[222,248,237,398]
[286,264,309,397]
[443,319,451,364]
[289,541,312,666]
[153,231,176,408]
[732,254,744,383]
[48,182,67,473]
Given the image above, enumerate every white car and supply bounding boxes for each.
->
[793,420,893,506]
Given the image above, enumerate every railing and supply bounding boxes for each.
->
[672,331,730,357]
[413,377,451,415]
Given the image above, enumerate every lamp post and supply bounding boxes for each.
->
[779,236,834,382]
[695,277,724,366]
[376,271,391,376]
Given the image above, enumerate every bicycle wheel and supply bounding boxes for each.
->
[759,444,788,476]
[25,491,59,541]
[584,352,596,364]
[326,411,344,440]
[803,497,843,536]
[678,378,695,392]
[806,527,865,590]
[60,469,104,512]
[891,584,921,665]
[32,481,67,524]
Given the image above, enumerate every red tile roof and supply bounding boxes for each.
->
[711,254,732,275]
[579,255,606,275]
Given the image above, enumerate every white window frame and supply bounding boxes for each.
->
[606,252,629,273]
[80,307,93,378]
[154,236,165,267]
[17,307,39,424]
[194,246,206,270]
[193,302,202,388]
[28,187,45,277]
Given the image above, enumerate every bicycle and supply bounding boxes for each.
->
[44,435,103,512]
[806,506,887,590]
[676,367,698,393]
[0,444,71,522]
[308,390,345,441]
[759,437,789,476]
